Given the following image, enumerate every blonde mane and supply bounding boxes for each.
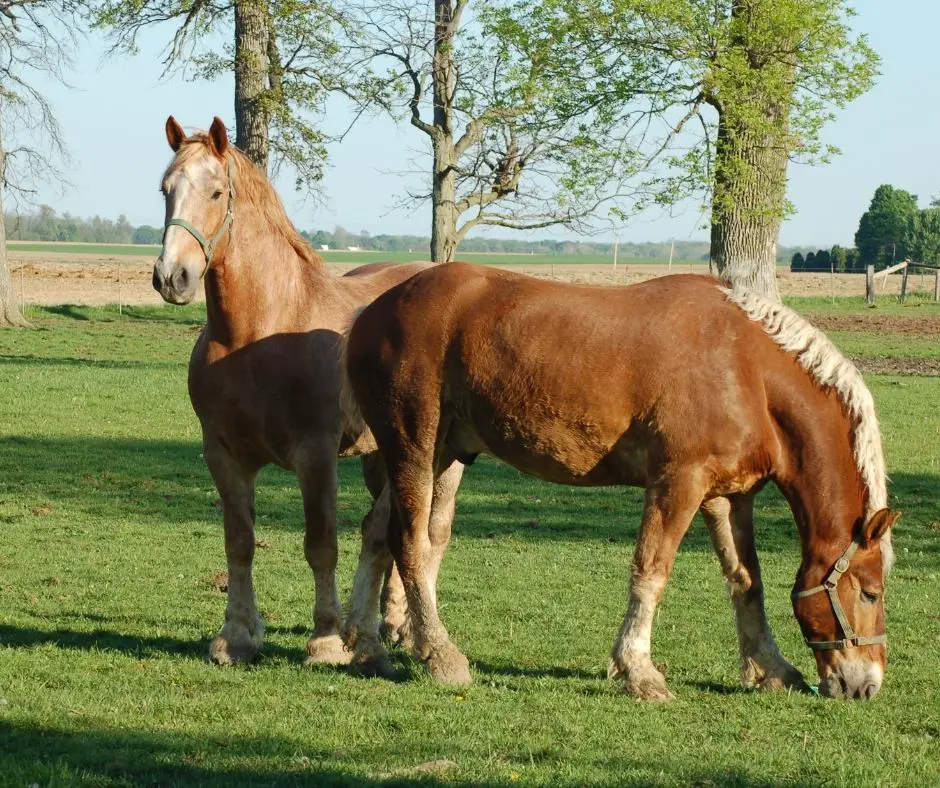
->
[164,133,324,269]
[721,286,892,569]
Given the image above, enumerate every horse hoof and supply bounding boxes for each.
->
[757,668,809,694]
[306,634,353,666]
[426,646,472,686]
[350,651,397,680]
[612,661,675,702]
[209,624,264,665]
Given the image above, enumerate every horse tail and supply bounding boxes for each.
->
[338,307,370,441]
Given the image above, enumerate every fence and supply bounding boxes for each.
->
[865,260,940,305]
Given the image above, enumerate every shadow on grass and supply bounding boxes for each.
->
[2,434,937,557]
[0,622,295,663]
[0,353,181,370]
[0,719,824,787]
[38,303,207,325]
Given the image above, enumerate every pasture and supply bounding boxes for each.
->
[0,298,938,786]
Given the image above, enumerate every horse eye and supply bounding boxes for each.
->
[212,190,223,200]
[861,589,880,604]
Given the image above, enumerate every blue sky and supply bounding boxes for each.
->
[23,1,940,247]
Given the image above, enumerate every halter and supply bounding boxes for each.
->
[163,157,236,268]
[792,536,886,651]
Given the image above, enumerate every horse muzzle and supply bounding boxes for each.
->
[153,257,198,305]
[818,659,883,700]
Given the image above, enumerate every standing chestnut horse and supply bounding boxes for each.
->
[343,265,898,700]
[153,116,461,666]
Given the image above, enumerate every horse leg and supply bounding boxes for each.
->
[343,482,397,677]
[609,473,705,701]
[359,452,409,647]
[299,453,352,665]
[205,444,264,664]
[386,446,471,686]
[700,496,807,692]
[388,457,463,651]
[343,455,464,673]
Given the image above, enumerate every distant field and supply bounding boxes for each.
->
[7,241,694,266]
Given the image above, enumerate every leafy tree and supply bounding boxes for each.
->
[805,250,817,271]
[904,207,940,265]
[854,184,918,269]
[830,244,847,272]
[0,1,83,327]
[814,248,831,271]
[790,252,805,272]
[133,225,163,244]
[91,1,372,188]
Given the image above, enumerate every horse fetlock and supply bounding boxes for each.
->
[306,633,353,666]
[741,652,807,693]
[381,612,414,650]
[210,615,264,665]
[609,655,674,702]
[425,643,472,686]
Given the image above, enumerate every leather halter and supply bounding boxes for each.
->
[163,157,236,269]
[792,537,886,651]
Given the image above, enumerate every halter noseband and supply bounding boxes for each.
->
[163,157,236,268]
[792,537,886,651]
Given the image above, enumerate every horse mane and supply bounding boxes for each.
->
[721,286,892,571]
[167,133,324,269]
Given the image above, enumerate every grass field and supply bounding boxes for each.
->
[0,299,938,786]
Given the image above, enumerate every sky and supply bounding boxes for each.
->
[21,1,940,247]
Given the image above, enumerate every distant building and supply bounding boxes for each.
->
[347,246,361,251]
[319,244,329,251]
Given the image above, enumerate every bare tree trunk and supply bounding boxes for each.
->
[0,132,28,328]
[431,140,458,263]
[429,0,459,263]
[234,0,271,169]
[708,113,786,301]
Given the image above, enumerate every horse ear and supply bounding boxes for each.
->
[862,508,900,545]
[208,117,229,158]
[166,116,185,151]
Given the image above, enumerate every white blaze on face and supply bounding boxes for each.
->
[161,155,221,267]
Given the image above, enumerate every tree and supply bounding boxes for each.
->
[905,207,940,266]
[830,244,847,272]
[133,225,163,244]
[805,250,817,271]
[0,2,82,328]
[92,1,370,186]
[854,184,918,269]
[686,1,877,299]
[790,252,805,272]
[814,248,831,271]
[353,0,674,262]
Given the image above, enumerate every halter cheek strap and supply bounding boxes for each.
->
[163,158,236,270]
[792,537,887,651]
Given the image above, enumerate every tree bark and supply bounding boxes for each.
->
[0,121,29,328]
[708,1,794,302]
[429,0,459,263]
[708,112,786,301]
[234,0,271,169]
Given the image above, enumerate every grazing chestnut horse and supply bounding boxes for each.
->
[342,265,899,700]
[152,116,461,666]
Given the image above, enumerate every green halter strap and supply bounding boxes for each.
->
[792,537,887,651]
[164,158,236,267]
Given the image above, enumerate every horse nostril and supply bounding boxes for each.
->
[152,268,163,292]
[861,682,877,700]
[172,267,190,291]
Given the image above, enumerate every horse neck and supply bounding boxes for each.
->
[774,392,867,566]
[203,192,329,349]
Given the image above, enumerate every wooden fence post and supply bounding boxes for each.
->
[900,262,909,304]
[866,265,875,306]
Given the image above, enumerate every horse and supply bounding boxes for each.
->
[341,264,899,700]
[152,115,463,668]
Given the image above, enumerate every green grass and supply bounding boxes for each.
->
[8,242,161,256]
[0,304,938,786]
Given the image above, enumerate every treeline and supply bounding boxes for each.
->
[5,207,818,263]
[5,206,139,244]
[793,184,940,273]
